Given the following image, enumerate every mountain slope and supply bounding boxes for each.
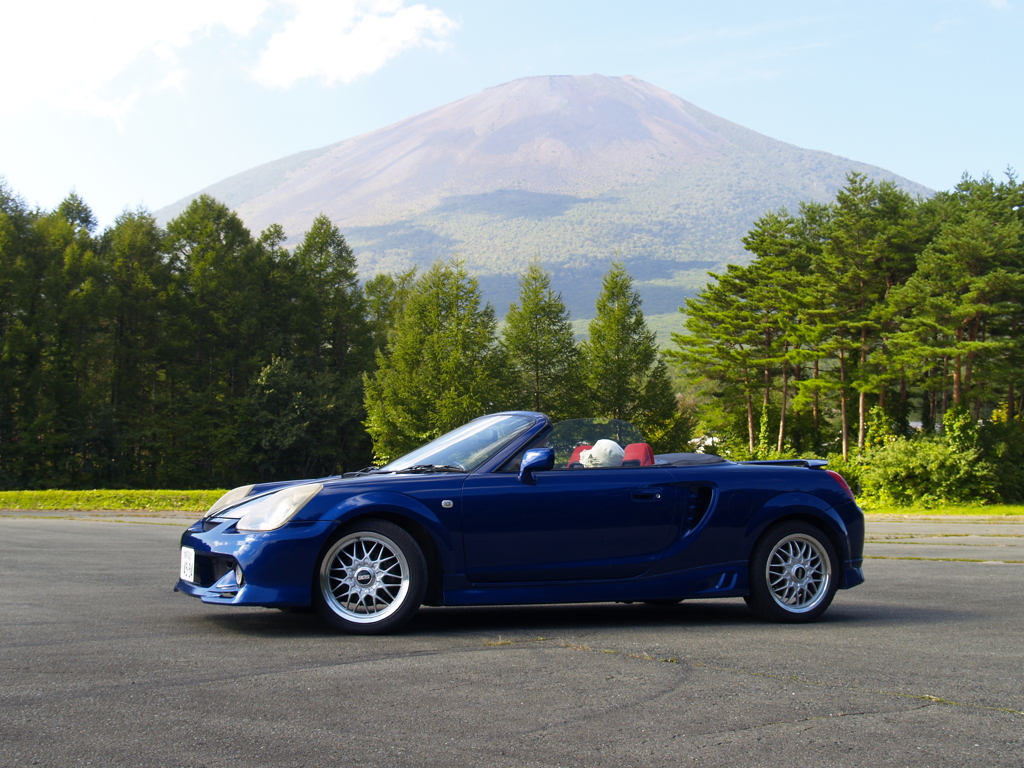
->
[157,75,931,316]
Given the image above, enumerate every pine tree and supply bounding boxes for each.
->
[364,267,418,353]
[502,263,584,420]
[161,195,274,485]
[363,260,509,463]
[0,180,45,486]
[889,176,1024,420]
[817,173,920,455]
[30,195,109,486]
[246,215,375,479]
[739,209,810,455]
[98,209,173,485]
[673,220,806,458]
[582,263,680,449]
[672,265,763,454]
[292,213,372,376]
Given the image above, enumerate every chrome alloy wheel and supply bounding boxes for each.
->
[765,533,832,613]
[320,532,411,624]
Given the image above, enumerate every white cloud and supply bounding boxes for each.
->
[0,0,268,121]
[0,0,455,122]
[159,69,189,93]
[252,0,458,88]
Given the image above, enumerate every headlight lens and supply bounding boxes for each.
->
[236,483,323,532]
[207,485,255,517]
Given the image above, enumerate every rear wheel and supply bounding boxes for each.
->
[315,519,427,634]
[744,521,837,623]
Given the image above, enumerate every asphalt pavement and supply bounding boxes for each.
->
[0,512,1021,767]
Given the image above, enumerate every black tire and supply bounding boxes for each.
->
[744,521,838,623]
[314,519,428,635]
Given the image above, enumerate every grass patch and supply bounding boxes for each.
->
[0,489,225,512]
[862,503,1024,517]
[4,491,1022,518]
[483,637,514,647]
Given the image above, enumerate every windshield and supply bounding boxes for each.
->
[378,414,537,474]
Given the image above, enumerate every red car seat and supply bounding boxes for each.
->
[623,442,655,466]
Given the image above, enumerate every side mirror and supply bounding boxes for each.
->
[518,448,555,484]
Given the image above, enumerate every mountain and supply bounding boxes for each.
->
[156,75,931,317]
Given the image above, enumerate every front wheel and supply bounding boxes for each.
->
[315,519,427,634]
[744,521,838,623]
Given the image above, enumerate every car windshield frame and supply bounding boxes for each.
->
[545,418,646,467]
[497,417,650,472]
[377,414,538,474]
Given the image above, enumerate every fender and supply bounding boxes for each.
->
[745,491,852,561]
[318,490,459,570]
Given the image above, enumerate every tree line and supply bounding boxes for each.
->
[671,171,1024,504]
[0,181,684,489]
[5,168,1022,505]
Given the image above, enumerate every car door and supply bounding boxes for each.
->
[460,466,677,583]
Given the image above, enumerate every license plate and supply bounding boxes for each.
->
[180,546,196,582]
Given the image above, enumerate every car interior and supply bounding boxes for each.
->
[566,442,656,468]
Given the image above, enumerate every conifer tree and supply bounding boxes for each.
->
[502,263,583,420]
[292,213,372,376]
[161,195,274,484]
[363,259,508,463]
[0,180,31,485]
[672,211,809,457]
[582,263,681,449]
[246,215,375,478]
[98,209,172,484]
[817,173,920,454]
[26,194,107,485]
[888,177,1024,419]
[739,209,809,454]
[672,264,763,454]
[364,267,418,352]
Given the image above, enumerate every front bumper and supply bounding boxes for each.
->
[175,517,336,607]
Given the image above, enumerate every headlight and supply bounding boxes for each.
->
[236,483,323,532]
[207,485,255,517]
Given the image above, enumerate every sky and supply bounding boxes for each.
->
[1,0,1021,231]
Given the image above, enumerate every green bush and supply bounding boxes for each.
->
[860,437,998,508]
[979,410,1024,503]
[824,453,865,496]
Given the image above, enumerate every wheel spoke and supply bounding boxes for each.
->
[320,531,412,624]
[763,532,832,612]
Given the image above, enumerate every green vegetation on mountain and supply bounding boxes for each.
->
[156,75,930,318]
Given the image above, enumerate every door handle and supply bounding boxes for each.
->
[631,488,663,501]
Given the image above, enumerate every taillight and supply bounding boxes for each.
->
[826,470,856,502]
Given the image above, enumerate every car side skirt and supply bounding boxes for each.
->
[440,560,750,606]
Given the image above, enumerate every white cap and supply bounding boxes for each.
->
[579,439,624,468]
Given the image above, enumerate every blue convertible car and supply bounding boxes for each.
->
[176,412,864,633]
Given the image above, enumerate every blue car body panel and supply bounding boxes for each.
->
[461,467,677,582]
[176,411,864,615]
